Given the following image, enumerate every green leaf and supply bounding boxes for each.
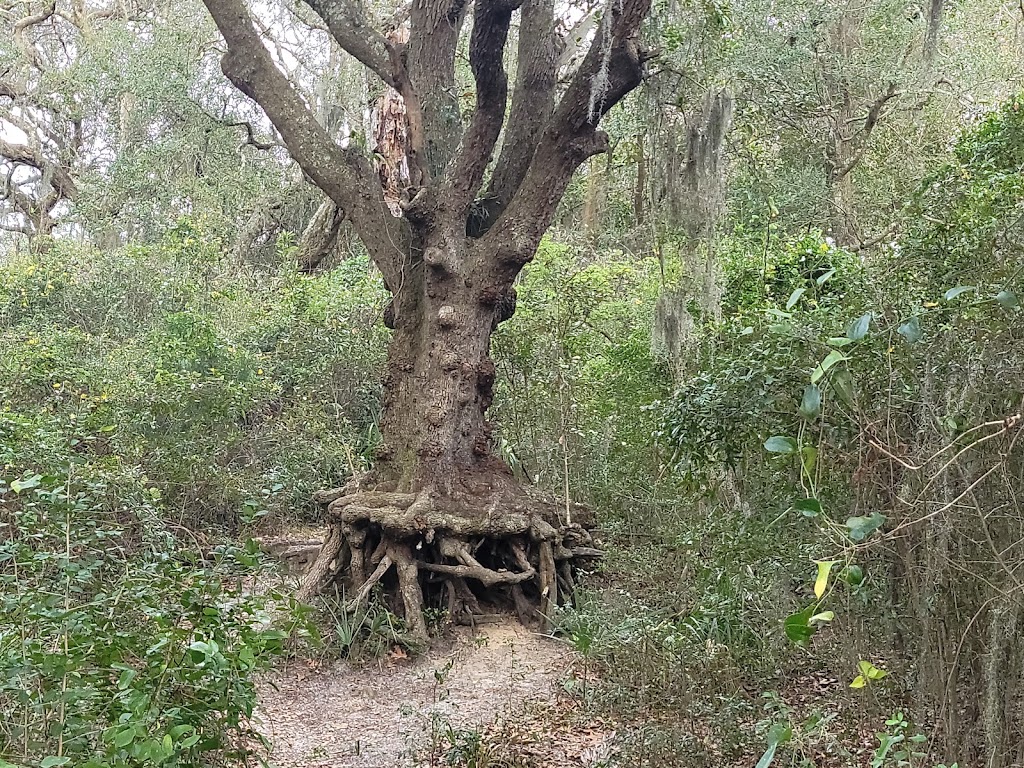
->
[765,436,798,454]
[811,350,847,384]
[897,316,923,343]
[814,560,840,599]
[9,474,42,494]
[799,384,822,419]
[114,727,136,748]
[852,660,889,689]
[41,759,71,768]
[767,723,792,745]
[995,290,1019,309]
[117,668,137,691]
[794,498,823,517]
[944,285,975,301]
[847,312,871,341]
[786,287,806,310]
[827,336,854,347]
[784,605,817,645]
[831,369,856,407]
[815,268,837,286]
[846,513,886,542]
[800,445,817,476]
[755,741,778,768]
[858,660,888,680]
[810,611,835,623]
[239,645,256,669]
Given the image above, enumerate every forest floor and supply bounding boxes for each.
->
[251,536,886,768]
[254,614,616,767]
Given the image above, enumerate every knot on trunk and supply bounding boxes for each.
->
[424,246,456,273]
[438,305,457,327]
[496,287,517,325]
[477,359,496,391]
[425,404,446,426]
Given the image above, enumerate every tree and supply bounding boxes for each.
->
[200,0,652,636]
[0,1,293,251]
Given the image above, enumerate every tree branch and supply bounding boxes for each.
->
[407,0,469,179]
[481,0,557,222]
[300,0,399,89]
[0,221,30,235]
[225,119,276,151]
[0,80,24,100]
[924,0,944,62]
[444,0,516,216]
[481,0,650,267]
[0,137,78,200]
[13,0,56,70]
[832,81,899,181]
[201,0,408,286]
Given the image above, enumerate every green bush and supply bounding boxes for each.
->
[0,226,388,531]
[0,466,308,767]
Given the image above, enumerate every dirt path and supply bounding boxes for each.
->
[255,620,571,767]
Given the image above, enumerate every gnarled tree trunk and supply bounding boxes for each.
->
[201,0,651,639]
[296,235,599,638]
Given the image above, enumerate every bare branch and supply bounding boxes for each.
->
[832,82,899,180]
[482,0,650,265]
[0,137,78,200]
[13,1,56,70]
[0,80,24,100]
[0,219,31,235]
[297,198,347,273]
[201,0,408,286]
[482,0,557,221]
[924,0,944,62]
[444,0,516,215]
[301,0,399,89]
[407,0,469,178]
[226,119,276,151]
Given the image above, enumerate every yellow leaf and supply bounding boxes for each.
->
[814,560,839,599]
[850,675,867,689]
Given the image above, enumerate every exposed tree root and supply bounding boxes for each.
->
[297,474,602,638]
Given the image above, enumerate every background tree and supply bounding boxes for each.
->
[0,0,297,253]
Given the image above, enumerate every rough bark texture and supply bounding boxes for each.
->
[201,0,651,637]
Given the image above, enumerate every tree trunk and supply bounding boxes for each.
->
[297,235,598,639]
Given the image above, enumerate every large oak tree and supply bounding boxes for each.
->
[201,0,651,637]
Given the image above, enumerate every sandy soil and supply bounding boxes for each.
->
[255,620,571,767]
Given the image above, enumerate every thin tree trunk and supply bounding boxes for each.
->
[634,133,646,225]
[924,0,944,63]
[582,157,603,239]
